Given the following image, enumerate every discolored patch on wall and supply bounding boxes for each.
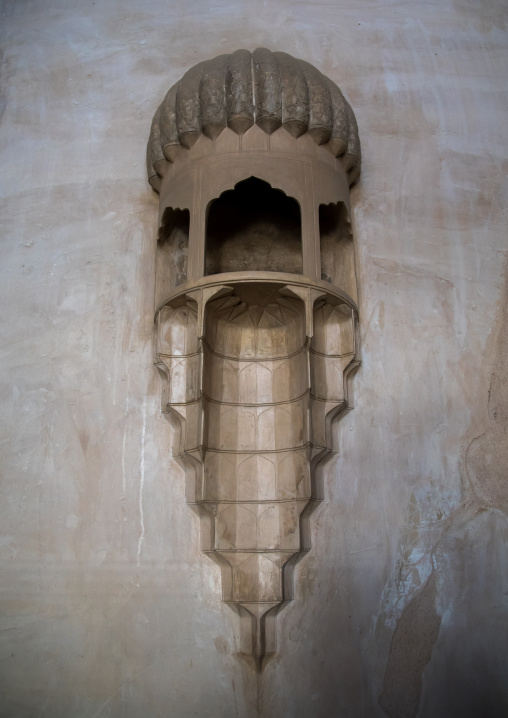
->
[379,571,441,718]
[214,635,230,655]
[466,261,508,514]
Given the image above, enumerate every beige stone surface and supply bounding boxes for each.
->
[1,1,507,716]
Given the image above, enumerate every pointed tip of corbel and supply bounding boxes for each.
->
[237,650,276,673]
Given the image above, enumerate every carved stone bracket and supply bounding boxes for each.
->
[147,49,361,670]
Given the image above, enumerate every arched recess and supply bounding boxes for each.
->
[319,202,357,302]
[156,207,190,307]
[205,177,303,275]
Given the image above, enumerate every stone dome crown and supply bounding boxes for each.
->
[147,48,361,190]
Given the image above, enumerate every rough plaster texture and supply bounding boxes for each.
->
[0,1,507,717]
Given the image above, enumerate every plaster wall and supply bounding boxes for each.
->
[0,1,507,716]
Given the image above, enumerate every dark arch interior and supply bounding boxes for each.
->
[205,177,302,275]
[319,201,356,299]
[155,207,190,306]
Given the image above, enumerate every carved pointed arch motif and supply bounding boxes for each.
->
[148,48,361,670]
[205,172,304,212]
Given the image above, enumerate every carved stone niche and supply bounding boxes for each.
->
[147,48,361,671]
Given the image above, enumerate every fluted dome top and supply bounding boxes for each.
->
[147,48,361,189]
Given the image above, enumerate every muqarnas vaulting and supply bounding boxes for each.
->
[147,48,361,670]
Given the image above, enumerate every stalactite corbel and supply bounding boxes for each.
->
[147,48,361,670]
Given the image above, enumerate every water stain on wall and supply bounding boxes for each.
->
[466,262,508,515]
[379,571,441,718]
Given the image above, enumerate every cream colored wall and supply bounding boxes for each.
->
[1,1,507,716]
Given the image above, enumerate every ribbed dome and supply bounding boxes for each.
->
[147,48,360,190]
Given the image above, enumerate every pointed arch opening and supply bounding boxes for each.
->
[205,177,302,276]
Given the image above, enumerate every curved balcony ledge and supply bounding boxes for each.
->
[155,270,358,317]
